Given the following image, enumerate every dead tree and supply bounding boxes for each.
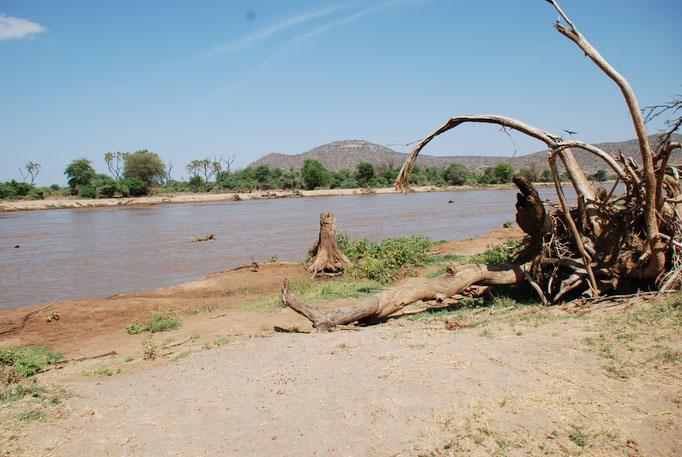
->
[280,0,681,330]
[308,212,350,277]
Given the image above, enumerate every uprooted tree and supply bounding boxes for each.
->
[282,0,681,330]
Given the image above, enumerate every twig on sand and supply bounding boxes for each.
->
[162,332,196,349]
[0,301,56,335]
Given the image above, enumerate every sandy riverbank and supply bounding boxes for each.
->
[0,183,545,212]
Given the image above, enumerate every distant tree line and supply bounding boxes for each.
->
[0,152,614,201]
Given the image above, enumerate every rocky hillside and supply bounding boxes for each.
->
[248,135,681,175]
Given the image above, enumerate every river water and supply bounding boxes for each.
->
[0,187,577,311]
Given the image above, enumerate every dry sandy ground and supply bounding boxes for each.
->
[7,303,682,457]
[2,227,680,456]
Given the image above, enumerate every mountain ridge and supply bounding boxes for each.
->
[248,135,681,175]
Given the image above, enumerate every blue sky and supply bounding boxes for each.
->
[1,0,680,186]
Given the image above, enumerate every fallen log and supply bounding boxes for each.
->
[282,263,527,331]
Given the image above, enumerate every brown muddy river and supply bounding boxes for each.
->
[0,188,578,311]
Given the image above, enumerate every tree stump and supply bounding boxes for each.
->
[308,212,350,277]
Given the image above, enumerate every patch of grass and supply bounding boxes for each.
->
[84,368,113,377]
[339,232,433,283]
[655,350,680,364]
[18,409,43,422]
[214,337,230,346]
[261,324,271,332]
[470,239,522,264]
[241,295,285,310]
[125,310,182,334]
[1,383,46,403]
[145,311,182,333]
[224,286,253,296]
[627,292,681,325]
[202,342,213,350]
[603,364,629,379]
[568,425,589,448]
[173,351,191,361]
[425,267,448,278]
[288,277,314,295]
[242,278,386,310]
[424,253,468,265]
[124,356,134,363]
[0,346,64,379]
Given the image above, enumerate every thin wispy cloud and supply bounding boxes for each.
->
[0,13,47,40]
[263,0,427,66]
[205,5,343,55]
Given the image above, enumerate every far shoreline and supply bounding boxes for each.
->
[0,182,562,213]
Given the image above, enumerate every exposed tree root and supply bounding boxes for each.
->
[279,0,680,331]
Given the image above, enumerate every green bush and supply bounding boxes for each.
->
[339,233,433,283]
[78,184,96,199]
[0,182,17,200]
[0,346,63,379]
[0,180,32,200]
[120,177,147,196]
[470,239,522,264]
[93,177,119,198]
[144,311,181,333]
[26,187,51,200]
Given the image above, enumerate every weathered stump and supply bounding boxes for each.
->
[308,212,350,277]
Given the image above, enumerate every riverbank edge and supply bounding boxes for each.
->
[0,182,560,212]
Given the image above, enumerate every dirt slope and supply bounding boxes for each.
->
[12,305,682,457]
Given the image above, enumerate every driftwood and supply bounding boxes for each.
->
[283,263,526,331]
[280,0,680,331]
[191,234,216,242]
[308,212,350,277]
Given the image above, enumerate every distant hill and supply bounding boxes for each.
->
[248,135,681,175]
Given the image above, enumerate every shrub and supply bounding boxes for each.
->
[368,177,389,188]
[144,311,181,333]
[25,187,51,200]
[78,184,96,199]
[470,239,522,264]
[120,177,147,196]
[93,178,118,198]
[49,184,61,191]
[0,346,64,380]
[339,233,433,283]
[0,182,17,200]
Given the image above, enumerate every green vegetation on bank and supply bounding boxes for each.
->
[339,232,433,283]
[0,346,64,381]
[1,154,615,202]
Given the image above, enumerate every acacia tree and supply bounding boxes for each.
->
[124,150,165,186]
[282,0,681,330]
